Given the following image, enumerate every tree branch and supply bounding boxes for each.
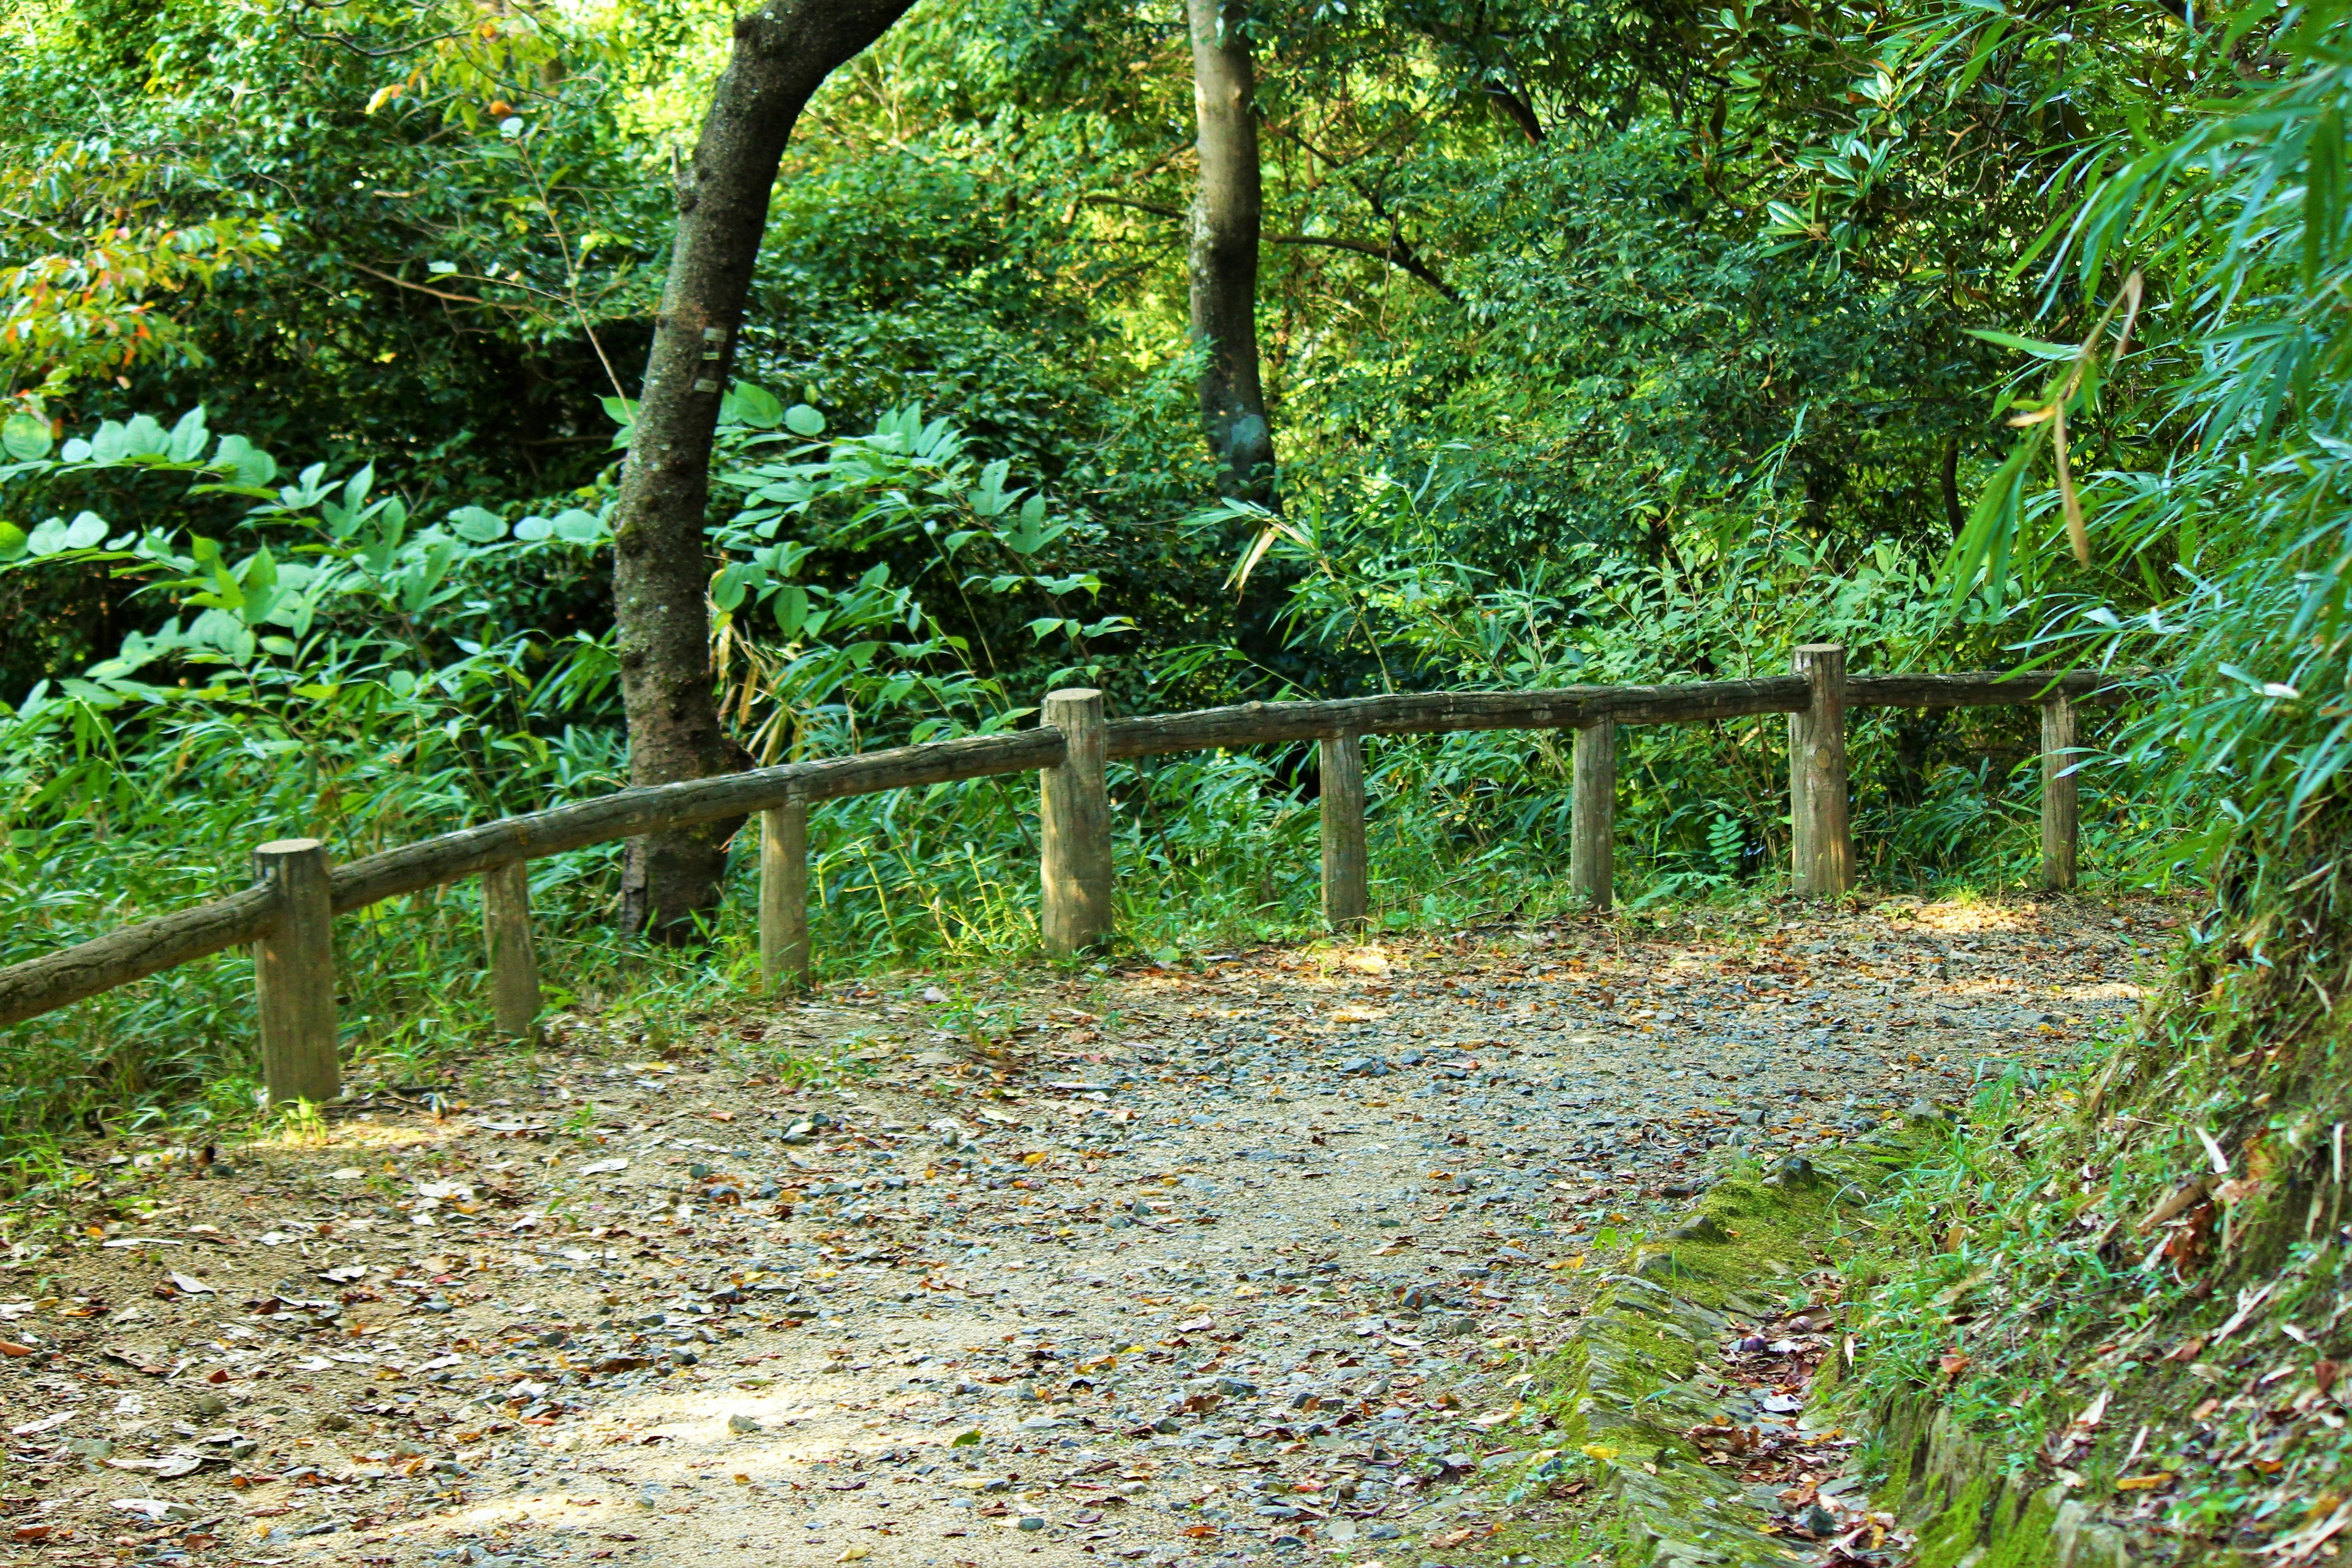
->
[1485,85,1546,143]
[1084,197,1458,303]
[343,257,524,311]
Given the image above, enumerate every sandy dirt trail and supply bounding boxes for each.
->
[0,896,2169,1568]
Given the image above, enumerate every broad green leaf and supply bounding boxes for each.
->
[551,509,605,544]
[784,404,826,437]
[214,434,277,487]
[121,415,168,459]
[710,560,762,611]
[449,506,508,543]
[62,512,107,549]
[167,408,209,463]
[2,412,51,462]
[728,382,783,428]
[773,583,810,636]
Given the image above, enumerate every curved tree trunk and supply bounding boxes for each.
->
[611,0,914,940]
[1186,0,1276,504]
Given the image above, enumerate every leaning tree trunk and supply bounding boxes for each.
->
[1186,0,1276,503]
[611,0,914,940]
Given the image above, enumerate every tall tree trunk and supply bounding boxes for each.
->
[611,0,914,940]
[1186,0,1275,503]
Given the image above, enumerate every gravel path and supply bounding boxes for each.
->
[0,896,2169,1567]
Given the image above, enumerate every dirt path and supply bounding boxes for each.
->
[0,895,2171,1568]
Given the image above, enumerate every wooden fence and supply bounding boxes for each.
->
[0,648,2125,1104]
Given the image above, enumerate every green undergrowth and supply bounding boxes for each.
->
[1836,856,2352,1564]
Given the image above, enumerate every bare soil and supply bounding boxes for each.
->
[0,894,2171,1568]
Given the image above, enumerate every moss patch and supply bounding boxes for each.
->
[1399,1127,1940,1568]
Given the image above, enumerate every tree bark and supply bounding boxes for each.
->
[610,0,916,940]
[1186,0,1276,503]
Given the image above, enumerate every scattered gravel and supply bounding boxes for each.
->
[0,896,2167,1565]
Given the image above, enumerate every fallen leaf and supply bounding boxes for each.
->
[168,1272,215,1295]
[110,1498,194,1523]
[2116,1473,2174,1491]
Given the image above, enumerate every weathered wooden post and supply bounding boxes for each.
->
[252,838,339,1105]
[759,794,812,990]
[1789,644,1853,896]
[1570,721,1616,911]
[2041,693,2079,891]
[481,861,541,1042]
[1319,731,1368,933]
[1040,688,1112,955]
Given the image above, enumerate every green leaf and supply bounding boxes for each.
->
[0,521,26,563]
[728,382,783,428]
[773,582,810,636]
[214,434,277,488]
[710,560,763,612]
[551,508,606,544]
[167,408,209,464]
[514,516,554,543]
[784,404,826,437]
[62,511,107,550]
[2,412,51,462]
[1962,328,2078,361]
[121,415,168,459]
[449,506,508,543]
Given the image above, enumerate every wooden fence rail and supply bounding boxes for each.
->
[0,653,2131,1104]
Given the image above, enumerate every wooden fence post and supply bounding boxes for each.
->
[481,861,540,1043]
[1790,645,1853,896]
[1041,688,1113,956]
[1570,721,1616,911]
[760,795,812,990]
[1319,732,1368,933]
[253,838,339,1106]
[2041,694,2079,891]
